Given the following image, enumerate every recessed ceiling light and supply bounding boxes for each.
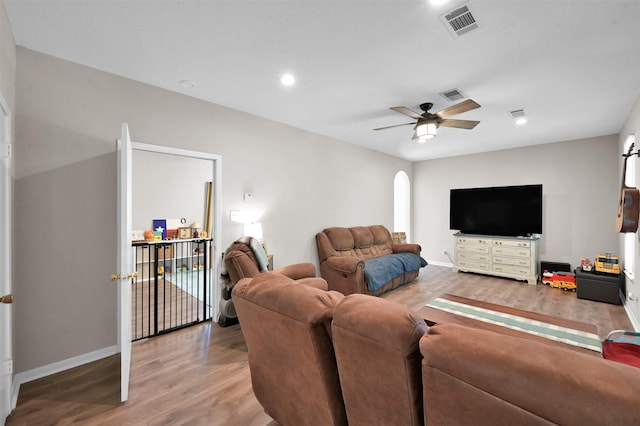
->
[516,118,528,125]
[429,0,450,5]
[280,73,296,86]
[179,80,195,88]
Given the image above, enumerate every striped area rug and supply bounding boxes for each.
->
[426,297,602,353]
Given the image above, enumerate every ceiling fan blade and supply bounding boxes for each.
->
[436,99,481,119]
[373,122,416,131]
[439,119,481,130]
[390,106,423,119]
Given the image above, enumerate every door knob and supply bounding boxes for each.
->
[110,272,138,281]
[0,294,14,304]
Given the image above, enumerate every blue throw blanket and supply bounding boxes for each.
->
[364,253,428,292]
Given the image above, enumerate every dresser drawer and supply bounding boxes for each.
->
[493,264,532,276]
[457,260,491,271]
[492,239,531,248]
[457,237,491,245]
[457,252,490,262]
[493,256,531,267]
[492,246,530,258]
[457,244,490,254]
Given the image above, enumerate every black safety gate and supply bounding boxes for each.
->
[131,238,212,341]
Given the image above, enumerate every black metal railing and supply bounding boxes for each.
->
[131,238,212,341]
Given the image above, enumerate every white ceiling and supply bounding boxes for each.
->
[5,0,640,161]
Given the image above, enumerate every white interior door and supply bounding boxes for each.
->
[0,96,14,422]
[116,124,133,402]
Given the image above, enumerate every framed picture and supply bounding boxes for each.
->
[167,229,178,240]
[178,227,192,239]
[152,219,167,239]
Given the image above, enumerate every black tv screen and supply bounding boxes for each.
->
[449,184,543,237]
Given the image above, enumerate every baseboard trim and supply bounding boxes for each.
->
[11,345,119,409]
[428,260,453,268]
[622,292,640,332]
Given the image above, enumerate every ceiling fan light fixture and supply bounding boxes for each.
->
[416,122,437,142]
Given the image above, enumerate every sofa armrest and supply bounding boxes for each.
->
[273,262,317,280]
[298,277,329,291]
[319,257,367,295]
[392,243,421,255]
[322,256,364,274]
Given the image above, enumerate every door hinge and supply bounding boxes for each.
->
[1,143,11,159]
[1,359,12,375]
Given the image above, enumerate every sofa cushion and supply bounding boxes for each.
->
[322,225,395,260]
[350,226,374,248]
[324,227,355,252]
[332,294,428,426]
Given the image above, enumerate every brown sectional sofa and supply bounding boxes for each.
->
[233,271,640,426]
[421,323,640,426]
[316,225,426,296]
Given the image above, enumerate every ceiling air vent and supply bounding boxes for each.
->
[440,2,479,37]
[440,88,466,102]
[509,109,526,119]
[509,109,528,125]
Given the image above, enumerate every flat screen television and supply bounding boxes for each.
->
[449,184,543,237]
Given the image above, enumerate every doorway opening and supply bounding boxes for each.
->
[130,150,216,340]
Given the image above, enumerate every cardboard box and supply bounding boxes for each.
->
[157,245,174,260]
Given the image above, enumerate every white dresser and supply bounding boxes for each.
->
[453,233,539,284]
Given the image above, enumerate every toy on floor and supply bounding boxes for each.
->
[542,270,576,291]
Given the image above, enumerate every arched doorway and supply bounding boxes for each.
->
[394,171,410,241]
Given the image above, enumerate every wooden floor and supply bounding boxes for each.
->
[132,277,209,341]
[6,265,633,425]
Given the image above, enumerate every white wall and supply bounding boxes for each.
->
[132,150,212,232]
[620,94,640,327]
[0,1,15,108]
[13,48,411,373]
[413,135,619,269]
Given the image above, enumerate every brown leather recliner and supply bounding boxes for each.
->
[332,294,428,426]
[224,236,323,288]
[232,272,348,426]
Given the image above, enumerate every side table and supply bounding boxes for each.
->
[575,268,621,305]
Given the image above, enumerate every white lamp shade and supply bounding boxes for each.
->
[416,122,437,142]
[244,222,263,240]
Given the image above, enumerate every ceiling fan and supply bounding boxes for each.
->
[374,99,481,142]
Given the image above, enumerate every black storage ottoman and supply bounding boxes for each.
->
[575,268,621,305]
